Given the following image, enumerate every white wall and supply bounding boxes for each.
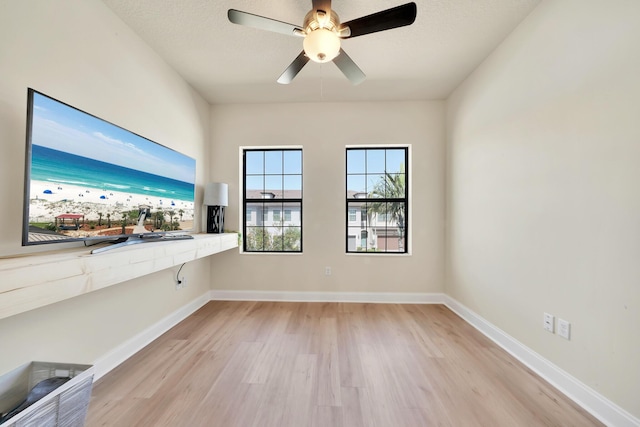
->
[0,0,211,373]
[446,0,640,418]
[210,101,445,295]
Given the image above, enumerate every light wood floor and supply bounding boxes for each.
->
[86,301,603,426]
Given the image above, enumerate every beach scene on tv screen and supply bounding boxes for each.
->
[26,91,196,243]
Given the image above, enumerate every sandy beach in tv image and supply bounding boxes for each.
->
[28,180,194,236]
[26,90,196,242]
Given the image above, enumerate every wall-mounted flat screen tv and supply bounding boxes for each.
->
[23,88,196,246]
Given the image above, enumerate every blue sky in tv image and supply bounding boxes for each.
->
[31,91,195,184]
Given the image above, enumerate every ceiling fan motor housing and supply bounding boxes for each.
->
[302,9,341,63]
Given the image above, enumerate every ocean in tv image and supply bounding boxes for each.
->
[26,90,196,243]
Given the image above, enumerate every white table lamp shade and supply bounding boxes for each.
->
[204,183,228,206]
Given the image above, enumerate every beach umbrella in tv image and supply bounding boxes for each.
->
[43,189,52,194]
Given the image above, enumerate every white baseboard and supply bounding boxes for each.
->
[443,295,640,427]
[210,289,446,304]
[92,292,211,381]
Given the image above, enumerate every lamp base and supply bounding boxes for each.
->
[207,206,225,234]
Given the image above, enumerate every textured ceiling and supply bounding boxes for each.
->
[101,0,540,104]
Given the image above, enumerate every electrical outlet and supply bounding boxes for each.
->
[543,312,554,333]
[175,281,182,290]
[325,267,331,276]
[558,319,571,340]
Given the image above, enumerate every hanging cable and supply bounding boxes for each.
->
[176,262,186,284]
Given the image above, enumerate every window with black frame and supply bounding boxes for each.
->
[346,147,408,253]
[243,148,302,252]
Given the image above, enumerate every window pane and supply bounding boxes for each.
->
[245,226,302,252]
[386,149,405,173]
[347,175,366,197]
[378,230,403,252]
[385,173,405,199]
[367,174,385,196]
[378,201,406,253]
[372,202,406,226]
[265,151,283,174]
[246,202,262,210]
[245,175,263,195]
[348,227,361,251]
[284,175,302,193]
[283,202,301,226]
[378,235,388,251]
[245,227,268,251]
[361,208,371,231]
[273,209,281,222]
[361,229,370,251]
[273,226,301,251]
[366,150,385,173]
[347,150,365,174]
[391,201,407,232]
[347,201,364,215]
[347,204,366,237]
[265,175,282,193]
[284,209,292,222]
[284,150,302,174]
[245,151,263,174]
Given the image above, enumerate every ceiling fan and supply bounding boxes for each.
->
[228,1,417,85]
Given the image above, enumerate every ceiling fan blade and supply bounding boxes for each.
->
[340,2,417,39]
[333,49,366,85]
[228,9,304,37]
[277,51,310,84]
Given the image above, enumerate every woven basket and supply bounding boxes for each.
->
[0,361,94,427]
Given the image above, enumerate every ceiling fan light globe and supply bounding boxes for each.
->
[303,29,340,63]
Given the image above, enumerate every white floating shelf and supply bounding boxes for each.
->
[0,233,238,320]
